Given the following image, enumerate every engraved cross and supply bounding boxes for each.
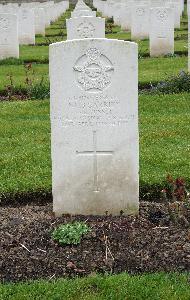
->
[76,131,113,192]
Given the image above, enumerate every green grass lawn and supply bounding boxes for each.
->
[20,45,49,63]
[1,273,190,300]
[139,93,190,185]
[139,56,187,84]
[0,100,50,194]
[0,93,189,195]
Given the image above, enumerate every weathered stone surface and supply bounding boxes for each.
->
[150,7,174,57]
[169,1,181,29]
[0,13,19,59]
[66,16,105,39]
[131,5,150,40]
[0,4,18,15]
[18,8,35,45]
[50,38,139,216]
[71,9,96,17]
[120,4,132,31]
[34,7,45,36]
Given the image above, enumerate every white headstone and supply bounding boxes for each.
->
[0,5,18,15]
[71,10,96,18]
[180,0,184,14]
[151,0,165,7]
[5,3,19,9]
[106,0,115,18]
[99,1,106,17]
[120,5,132,31]
[134,0,150,5]
[66,16,105,39]
[34,8,45,36]
[188,0,190,15]
[75,2,91,11]
[50,38,139,216]
[169,1,181,29]
[43,3,54,27]
[150,7,174,57]
[0,13,19,59]
[131,6,150,40]
[18,8,35,45]
[20,2,38,8]
[113,4,122,26]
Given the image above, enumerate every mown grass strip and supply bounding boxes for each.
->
[1,273,190,300]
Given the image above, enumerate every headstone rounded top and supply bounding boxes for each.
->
[50,38,138,50]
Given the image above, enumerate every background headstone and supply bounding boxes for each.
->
[18,8,35,45]
[66,16,105,39]
[169,1,181,29]
[71,9,96,17]
[150,7,174,57]
[34,7,45,36]
[131,5,150,40]
[120,4,132,31]
[0,13,19,59]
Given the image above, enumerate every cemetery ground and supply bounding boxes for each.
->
[0,4,190,298]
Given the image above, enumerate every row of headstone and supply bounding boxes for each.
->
[93,0,184,57]
[66,0,105,39]
[0,0,69,60]
[94,0,184,21]
[50,0,139,216]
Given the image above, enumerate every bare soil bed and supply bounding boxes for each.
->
[1,201,190,283]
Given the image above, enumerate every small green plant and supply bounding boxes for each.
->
[52,221,91,245]
[3,63,50,100]
[26,76,49,100]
